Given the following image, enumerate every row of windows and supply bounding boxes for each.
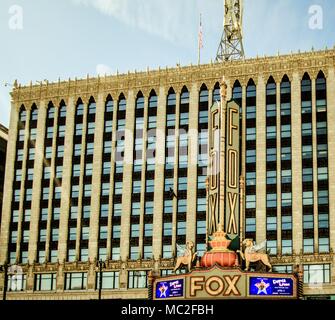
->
[7,263,331,293]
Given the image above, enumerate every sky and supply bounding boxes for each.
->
[0,0,334,127]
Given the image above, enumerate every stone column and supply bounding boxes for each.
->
[28,100,47,264]
[276,81,282,254]
[255,75,266,243]
[152,86,166,260]
[88,93,105,262]
[326,67,335,283]
[311,78,319,252]
[75,101,88,259]
[171,92,181,255]
[327,68,335,255]
[58,97,75,263]
[186,83,199,244]
[139,95,149,258]
[120,90,135,261]
[291,72,303,254]
[16,107,31,262]
[0,101,19,263]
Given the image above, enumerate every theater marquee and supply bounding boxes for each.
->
[153,265,298,300]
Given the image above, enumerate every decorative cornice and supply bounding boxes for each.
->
[10,49,335,106]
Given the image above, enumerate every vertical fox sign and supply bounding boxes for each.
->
[207,77,240,240]
[225,101,240,239]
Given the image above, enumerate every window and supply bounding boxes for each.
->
[178,177,187,191]
[68,249,76,262]
[86,143,94,155]
[282,216,292,230]
[303,191,313,206]
[281,124,291,138]
[144,224,153,237]
[69,227,77,241]
[74,144,81,157]
[266,104,276,118]
[246,218,256,232]
[303,239,314,254]
[178,199,187,213]
[70,206,78,220]
[266,126,276,139]
[266,171,276,185]
[100,204,109,218]
[303,264,330,284]
[131,202,141,216]
[57,145,64,158]
[65,273,87,290]
[112,225,121,239]
[55,166,63,179]
[25,188,33,202]
[113,203,122,217]
[96,272,119,290]
[281,193,292,207]
[319,214,329,229]
[246,149,256,163]
[163,222,172,236]
[281,103,291,116]
[247,127,256,141]
[87,122,95,135]
[98,247,107,261]
[75,123,83,136]
[23,230,29,243]
[282,240,292,255]
[303,215,313,229]
[114,182,123,195]
[84,184,92,197]
[318,190,329,205]
[177,221,186,236]
[267,217,277,231]
[85,163,93,176]
[130,246,139,260]
[162,245,172,258]
[39,229,47,242]
[128,271,147,289]
[35,274,56,291]
[81,248,88,262]
[319,238,329,253]
[266,193,277,208]
[281,147,291,161]
[143,246,152,259]
[146,179,155,193]
[281,170,292,184]
[81,227,90,240]
[99,226,108,240]
[246,195,256,209]
[273,265,293,274]
[145,201,154,215]
[303,168,313,183]
[58,125,66,138]
[111,247,120,260]
[197,220,206,235]
[164,200,173,214]
[28,148,35,160]
[24,209,31,222]
[41,208,49,221]
[50,250,58,263]
[197,198,206,212]
[7,273,26,292]
[71,185,79,198]
[267,240,277,255]
[131,224,140,238]
[302,123,312,136]
[54,186,62,200]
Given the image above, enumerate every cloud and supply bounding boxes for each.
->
[72,0,199,46]
[96,63,113,76]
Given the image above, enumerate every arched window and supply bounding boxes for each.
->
[88,97,96,114]
[180,86,189,105]
[213,82,220,103]
[19,105,26,123]
[47,102,55,119]
[76,98,84,116]
[59,100,67,118]
[167,88,176,106]
[31,104,38,121]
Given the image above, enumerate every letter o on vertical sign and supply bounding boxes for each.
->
[228,149,238,189]
[205,277,225,296]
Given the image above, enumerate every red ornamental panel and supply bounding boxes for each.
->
[201,252,237,268]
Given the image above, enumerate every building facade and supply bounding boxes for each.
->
[0,124,8,228]
[0,49,335,300]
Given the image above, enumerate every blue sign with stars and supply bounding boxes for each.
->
[249,277,294,296]
[155,279,184,299]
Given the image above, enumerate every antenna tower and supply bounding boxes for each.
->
[216,0,245,62]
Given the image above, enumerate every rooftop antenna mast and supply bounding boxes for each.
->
[216,0,245,62]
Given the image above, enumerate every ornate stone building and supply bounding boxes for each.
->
[0,124,8,228]
[0,48,335,299]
